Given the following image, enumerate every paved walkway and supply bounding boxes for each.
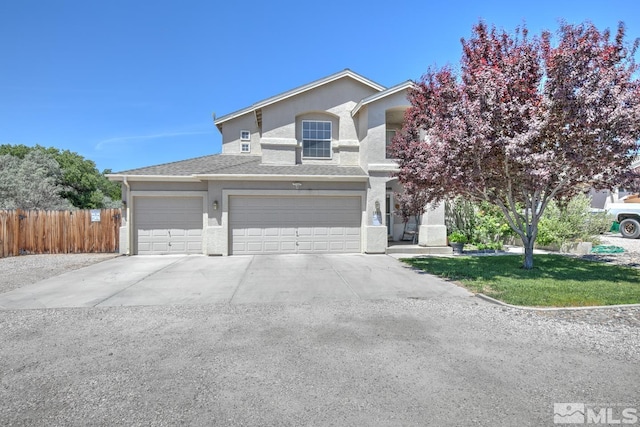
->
[0,254,471,309]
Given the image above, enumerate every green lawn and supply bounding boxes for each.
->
[403,254,640,307]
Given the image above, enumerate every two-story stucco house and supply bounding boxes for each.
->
[108,69,448,255]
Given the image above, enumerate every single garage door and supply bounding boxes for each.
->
[134,197,203,255]
[230,196,361,255]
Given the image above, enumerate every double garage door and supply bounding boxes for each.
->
[230,196,362,255]
[134,197,203,255]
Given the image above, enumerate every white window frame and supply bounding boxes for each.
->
[302,120,332,159]
[241,142,251,153]
[240,130,251,141]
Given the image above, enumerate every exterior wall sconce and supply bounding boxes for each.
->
[213,200,219,210]
[292,182,302,190]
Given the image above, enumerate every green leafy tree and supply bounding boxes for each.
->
[0,144,121,209]
[98,169,122,201]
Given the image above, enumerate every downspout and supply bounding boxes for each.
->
[123,176,131,255]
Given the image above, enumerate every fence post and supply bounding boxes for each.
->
[12,209,20,256]
[0,211,6,258]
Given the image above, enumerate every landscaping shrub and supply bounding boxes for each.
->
[446,194,611,249]
[444,197,476,242]
[446,199,513,249]
[536,194,612,246]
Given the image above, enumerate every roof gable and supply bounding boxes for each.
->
[214,69,386,131]
[351,80,414,117]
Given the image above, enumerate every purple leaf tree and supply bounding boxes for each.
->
[391,21,640,269]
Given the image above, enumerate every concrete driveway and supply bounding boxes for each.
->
[0,254,471,309]
[1,254,637,426]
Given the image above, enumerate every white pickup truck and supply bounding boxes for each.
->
[605,196,640,239]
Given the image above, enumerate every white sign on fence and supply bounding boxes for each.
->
[90,209,101,222]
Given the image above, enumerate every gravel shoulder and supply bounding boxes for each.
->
[583,232,640,269]
[598,232,640,252]
[0,299,638,426]
[0,253,120,294]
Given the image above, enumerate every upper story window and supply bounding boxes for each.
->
[386,130,397,159]
[240,130,251,153]
[302,120,332,158]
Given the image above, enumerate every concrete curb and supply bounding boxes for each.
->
[475,293,640,311]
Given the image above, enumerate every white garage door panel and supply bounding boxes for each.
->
[135,197,203,255]
[230,196,361,255]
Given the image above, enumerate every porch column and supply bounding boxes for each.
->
[364,174,388,253]
[418,202,447,247]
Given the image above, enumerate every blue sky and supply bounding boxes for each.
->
[1,0,638,173]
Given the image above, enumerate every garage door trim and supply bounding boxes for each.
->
[130,191,207,255]
[221,189,366,256]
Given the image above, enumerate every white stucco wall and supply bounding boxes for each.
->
[239,78,379,167]
[361,90,410,168]
[261,78,375,141]
[220,114,262,155]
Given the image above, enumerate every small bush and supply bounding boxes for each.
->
[446,199,513,249]
[445,197,476,241]
[448,231,468,243]
[472,202,515,247]
[537,194,612,246]
[446,194,610,249]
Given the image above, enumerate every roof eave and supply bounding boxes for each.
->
[351,80,415,117]
[106,174,203,182]
[193,174,369,182]
[214,69,386,129]
[108,173,369,182]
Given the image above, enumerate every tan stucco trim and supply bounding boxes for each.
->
[107,174,202,182]
[193,174,369,182]
[259,138,298,147]
[335,140,360,148]
[367,163,400,173]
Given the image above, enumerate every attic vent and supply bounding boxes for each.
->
[254,108,262,129]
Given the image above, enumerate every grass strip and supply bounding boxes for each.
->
[403,254,640,307]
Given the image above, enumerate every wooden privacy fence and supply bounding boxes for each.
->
[0,209,122,258]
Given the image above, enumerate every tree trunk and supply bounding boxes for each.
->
[521,236,535,270]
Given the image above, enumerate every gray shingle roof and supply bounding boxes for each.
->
[114,154,367,177]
